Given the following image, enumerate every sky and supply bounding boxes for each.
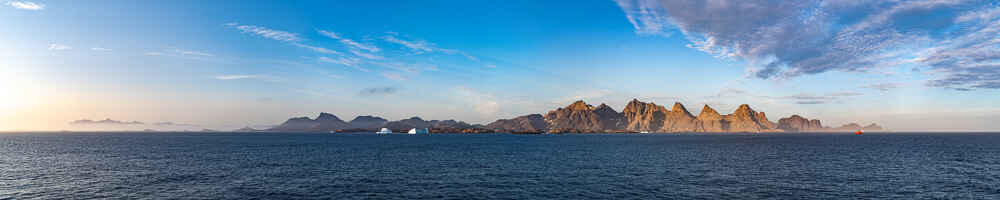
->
[2,0,1000,132]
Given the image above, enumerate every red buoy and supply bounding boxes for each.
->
[856,130,863,135]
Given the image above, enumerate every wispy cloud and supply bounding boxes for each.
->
[613,0,1000,90]
[145,49,214,58]
[708,86,863,105]
[318,56,366,71]
[174,49,213,57]
[214,74,261,80]
[227,23,345,55]
[380,72,406,81]
[293,43,339,54]
[783,91,862,104]
[153,122,197,127]
[48,44,71,51]
[349,48,383,60]
[6,1,43,10]
[318,30,380,52]
[90,47,112,51]
[227,23,301,42]
[614,0,671,36]
[70,118,143,125]
[455,86,500,116]
[359,87,398,96]
[382,35,434,53]
[863,83,902,92]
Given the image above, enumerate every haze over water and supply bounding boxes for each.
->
[2,132,997,199]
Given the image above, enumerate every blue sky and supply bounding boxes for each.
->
[3,0,1000,131]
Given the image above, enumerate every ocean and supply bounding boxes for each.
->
[1,132,998,199]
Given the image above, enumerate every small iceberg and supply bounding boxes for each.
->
[407,128,429,134]
[376,128,392,134]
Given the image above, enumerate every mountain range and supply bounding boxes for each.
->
[257,99,884,133]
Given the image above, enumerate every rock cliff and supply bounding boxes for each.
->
[695,105,727,132]
[493,99,784,133]
[777,115,824,132]
[544,101,621,132]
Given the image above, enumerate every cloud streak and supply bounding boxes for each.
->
[863,83,902,92]
[214,74,261,80]
[70,118,143,125]
[292,43,339,54]
[227,23,301,42]
[48,44,71,51]
[382,35,434,53]
[6,1,43,10]
[318,30,380,52]
[359,87,398,96]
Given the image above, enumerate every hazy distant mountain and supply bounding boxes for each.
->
[232,126,261,132]
[347,116,388,129]
[775,115,885,132]
[270,113,487,133]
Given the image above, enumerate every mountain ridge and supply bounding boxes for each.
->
[262,99,885,133]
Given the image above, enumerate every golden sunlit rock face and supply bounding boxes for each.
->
[488,99,883,133]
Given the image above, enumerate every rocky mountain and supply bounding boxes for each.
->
[694,105,726,132]
[492,99,784,133]
[268,112,350,132]
[775,115,886,132]
[267,99,882,134]
[269,117,320,131]
[270,113,487,133]
[310,113,351,131]
[347,115,388,129]
[722,104,778,132]
[543,101,623,133]
[777,115,824,132]
[829,123,884,131]
[622,99,668,132]
[384,117,433,131]
[863,123,884,130]
[485,114,548,133]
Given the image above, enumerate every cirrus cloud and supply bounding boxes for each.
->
[6,1,43,10]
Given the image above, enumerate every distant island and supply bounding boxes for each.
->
[251,99,884,134]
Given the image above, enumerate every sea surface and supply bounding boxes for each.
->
[1,132,998,199]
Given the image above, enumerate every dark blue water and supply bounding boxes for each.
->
[1,132,998,199]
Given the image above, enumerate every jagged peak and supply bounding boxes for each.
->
[567,100,591,110]
[623,99,647,112]
[316,112,341,120]
[697,105,722,119]
[737,104,752,110]
[671,102,688,112]
[701,105,718,114]
[407,116,424,121]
